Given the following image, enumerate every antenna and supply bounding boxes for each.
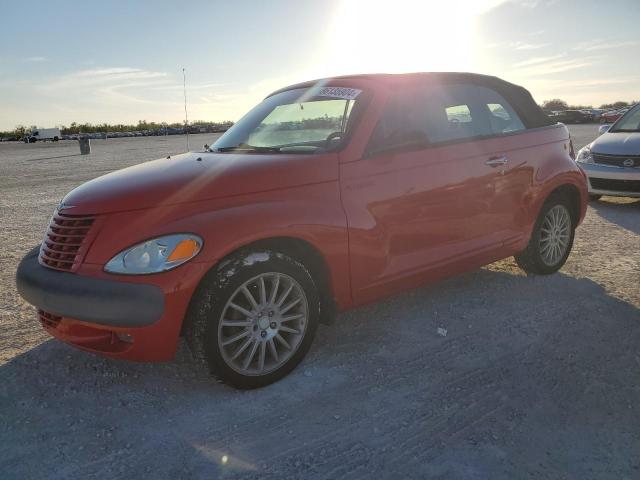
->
[183,67,189,151]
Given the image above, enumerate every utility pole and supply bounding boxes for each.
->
[183,67,189,151]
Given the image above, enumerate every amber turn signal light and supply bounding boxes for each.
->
[167,238,201,262]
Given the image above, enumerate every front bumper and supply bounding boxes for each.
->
[16,246,206,361]
[17,247,164,326]
[578,162,640,197]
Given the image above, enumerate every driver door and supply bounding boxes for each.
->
[340,84,501,304]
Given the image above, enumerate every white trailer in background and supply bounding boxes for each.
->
[24,128,61,143]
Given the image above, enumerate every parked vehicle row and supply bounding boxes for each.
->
[62,126,226,141]
[547,107,635,124]
[17,72,588,389]
[0,124,233,143]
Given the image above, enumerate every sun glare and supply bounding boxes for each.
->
[319,0,499,76]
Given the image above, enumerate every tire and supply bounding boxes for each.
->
[589,194,602,201]
[515,194,575,275]
[185,250,320,389]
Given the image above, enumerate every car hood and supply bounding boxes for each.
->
[61,151,338,214]
[592,131,640,155]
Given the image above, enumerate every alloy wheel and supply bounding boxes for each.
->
[539,204,571,266]
[217,272,309,376]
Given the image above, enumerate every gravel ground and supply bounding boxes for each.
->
[1,125,638,479]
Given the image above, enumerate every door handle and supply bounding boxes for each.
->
[485,155,508,167]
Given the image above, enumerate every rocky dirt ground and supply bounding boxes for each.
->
[0,126,638,479]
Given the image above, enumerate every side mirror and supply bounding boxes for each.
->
[598,124,610,135]
[203,144,209,151]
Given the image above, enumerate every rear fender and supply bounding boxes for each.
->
[529,172,588,232]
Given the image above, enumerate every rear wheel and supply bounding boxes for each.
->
[515,196,575,275]
[185,250,319,389]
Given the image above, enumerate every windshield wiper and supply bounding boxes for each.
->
[214,143,280,153]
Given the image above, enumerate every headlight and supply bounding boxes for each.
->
[576,145,594,164]
[105,234,202,274]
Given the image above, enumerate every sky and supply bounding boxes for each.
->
[0,0,638,130]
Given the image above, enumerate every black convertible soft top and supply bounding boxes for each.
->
[434,73,554,129]
[270,72,554,130]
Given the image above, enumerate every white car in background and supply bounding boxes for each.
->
[576,103,640,199]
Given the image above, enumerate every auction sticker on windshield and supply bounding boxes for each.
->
[315,87,362,100]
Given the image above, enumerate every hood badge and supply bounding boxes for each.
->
[623,158,635,167]
[57,201,76,211]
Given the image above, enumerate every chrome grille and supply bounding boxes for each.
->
[39,211,96,272]
[593,153,640,168]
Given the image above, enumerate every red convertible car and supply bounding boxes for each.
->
[17,72,588,388]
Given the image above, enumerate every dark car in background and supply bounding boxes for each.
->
[553,110,594,124]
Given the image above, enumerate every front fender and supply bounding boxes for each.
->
[83,182,351,308]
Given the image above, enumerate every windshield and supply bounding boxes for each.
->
[610,104,640,132]
[210,86,363,153]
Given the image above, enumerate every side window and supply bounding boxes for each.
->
[474,86,525,134]
[445,104,472,123]
[422,84,489,143]
[366,83,526,155]
[487,104,509,119]
[367,89,429,153]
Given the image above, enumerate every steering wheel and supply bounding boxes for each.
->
[325,131,344,150]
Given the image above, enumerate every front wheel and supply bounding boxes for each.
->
[185,250,319,389]
[515,197,575,275]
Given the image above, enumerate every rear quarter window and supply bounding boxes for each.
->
[475,86,525,135]
[441,102,480,142]
[367,83,528,155]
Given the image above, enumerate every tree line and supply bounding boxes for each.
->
[3,99,639,138]
[1,119,234,138]
[540,99,637,112]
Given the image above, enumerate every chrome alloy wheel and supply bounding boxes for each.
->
[539,204,571,266]
[217,272,309,376]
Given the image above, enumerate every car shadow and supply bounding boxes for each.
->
[1,267,639,478]
[590,197,640,234]
[25,153,82,162]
